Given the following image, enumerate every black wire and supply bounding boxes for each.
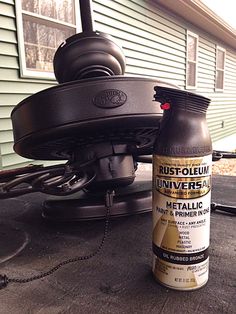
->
[214,151,236,158]
[136,150,236,164]
[0,190,115,289]
[211,203,236,215]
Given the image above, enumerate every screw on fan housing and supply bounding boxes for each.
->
[53,31,126,83]
[53,0,125,83]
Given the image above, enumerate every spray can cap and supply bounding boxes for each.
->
[154,87,211,114]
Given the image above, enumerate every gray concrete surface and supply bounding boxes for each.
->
[0,175,235,314]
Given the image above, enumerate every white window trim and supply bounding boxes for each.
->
[15,0,81,80]
[186,30,198,90]
[215,45,226,92]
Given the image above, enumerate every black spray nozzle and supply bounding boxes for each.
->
[154,86,211,113]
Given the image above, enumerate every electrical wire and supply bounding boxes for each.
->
[136,150,236,163]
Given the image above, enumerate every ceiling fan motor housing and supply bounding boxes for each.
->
[54,31,126,82]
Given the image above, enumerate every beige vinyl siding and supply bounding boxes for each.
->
[0,0,57,169]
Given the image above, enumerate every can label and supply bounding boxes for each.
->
[152,155,212,290]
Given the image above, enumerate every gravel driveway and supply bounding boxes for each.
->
[212,158,236,176]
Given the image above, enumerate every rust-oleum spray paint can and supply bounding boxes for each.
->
[152,87,212,290]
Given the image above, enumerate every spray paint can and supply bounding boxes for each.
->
[152,87,212,290]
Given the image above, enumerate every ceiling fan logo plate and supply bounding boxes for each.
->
[93,89,127,108]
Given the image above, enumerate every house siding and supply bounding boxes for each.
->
[0,0,236,169]
[93,0,236,143]
[93,0,186,87]
[0,0,56,169]
[197,36,236,142]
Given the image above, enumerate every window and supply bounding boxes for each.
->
[186,31,198,89]
[16,0,80,79]
[215,46,225,90]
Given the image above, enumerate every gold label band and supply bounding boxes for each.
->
[152,154,212,290]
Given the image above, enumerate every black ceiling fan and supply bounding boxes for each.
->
[0,0,178,220]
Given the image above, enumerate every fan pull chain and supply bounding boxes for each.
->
[0,190,115,290]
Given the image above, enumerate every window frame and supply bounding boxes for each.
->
[215,45,226,91]
[15,0,81,80]
[186,30,198,90]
